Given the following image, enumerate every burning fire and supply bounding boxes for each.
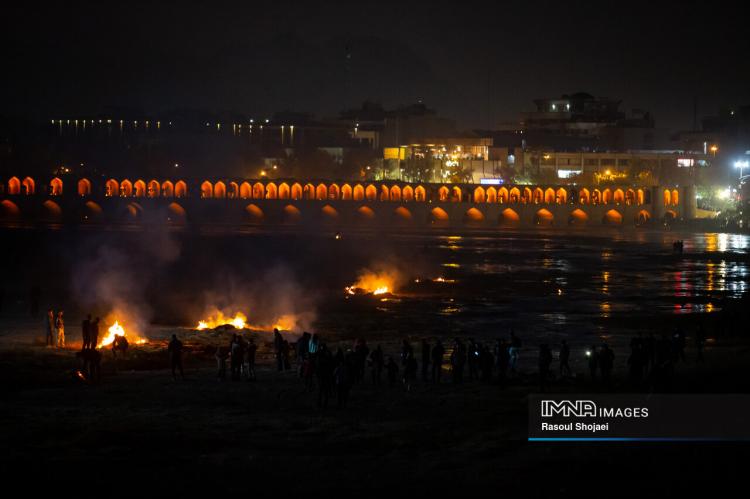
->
[345,268,400,296]
[98,319,146,347]
[196,310,247,330]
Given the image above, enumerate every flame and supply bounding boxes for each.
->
[345,268,400,296]
[196,310,247,330]
[98,319,146,348]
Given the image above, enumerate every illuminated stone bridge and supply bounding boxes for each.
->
[1,175,695,229]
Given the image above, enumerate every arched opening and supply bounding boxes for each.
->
[499,208,520,226]
[357,206,376,220]
[592,189,601,205]
[613,188,625,205]
[602,188,612,205]
[253,182,265,199]
[42,200,62,218]
[438,186,449,201]
[579,188,590,204]
[625,189,635,206]
[430,207,449,225]
[464,207,484,224]
[105,179,118,197]
[556,187,567,204]
[353,184,364,201]
[175,181,187,198]
[245,203,264,222]
[283,204,302,224]
[167,202,186,223]
[278,182,290,199]
[402,185,414,202]
[637,189,645,206]
[291,183,303,200]
[486,187,497,203]
[1,199,20,217]
[499,187,509,204]
[214,181,226,199]
[51,177,64,196]
[327,183,340,200]
[316,183,328,201]
[121,180,133,197]
[84,201,103,218]
[451,186,462,202]
[635,209,651,225]
[523,187,533,204]
[365,184,377,201]
[266,182,278,199]
[535,208,554,226]
[569,208,589,225]
[78,178,92,196]
[133,180,146,197]
[239,182,251,199]
[228,182,239,199]
[663,189,671,206]
[162,180,174,198]
[394,206,412,222]
[671,189,679,206]
[321,204,338,220]
[147,180,160,198]
[126,202,143,219]
[379,185,389,201]
[390,185,401,202]
[7,177,21,195]
[664,210,678,222]
[201,181,213,198]
[22,177,35,195]
[304,183,315,200]
[533,187,544,204]
[341,184,352,200]
[544,187,555,204]
[509,187,520,204]
[603,209,623,225]
[415,185,426,201]
[473,186,486,203]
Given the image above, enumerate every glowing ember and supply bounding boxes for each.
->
[98,319,146,348]
[345,268,400,296]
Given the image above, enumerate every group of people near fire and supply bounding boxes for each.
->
[158,322,707,405]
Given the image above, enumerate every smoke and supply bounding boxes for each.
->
[200,264,317,333]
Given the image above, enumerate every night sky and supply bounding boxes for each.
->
[4,0,749,130]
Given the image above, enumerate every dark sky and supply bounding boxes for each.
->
[4,0,749,130]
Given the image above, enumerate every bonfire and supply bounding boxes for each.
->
[345,269,399,296]
[195,309,296,332]
[98,319,146,348]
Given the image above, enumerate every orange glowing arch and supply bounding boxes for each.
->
[341,184,352,200]
[200,181,213,198]
[603,209,623,224]
[415,185,426,201]
[357,206,375,220]
[304,183,315,200]
[569,208,588,225]
[535,208,554,226]
[544,188,555,204]
[579,188,590,205]
[430,207,449,224]
[162,180,174,198]
[278,182,290,199]
[394,206,412,221]
[316,183,328,201]
[147,180,160,198]
[121,179,133,197]
[390,185,401,202]
[402,185,414,202]
[613,188,625,205]
[22,177,35,195]
[214,181,226,199]
[379,185,389,201]
[473,186,486,203]
[78,178,92,196]
[253,182,265,199]
[328,184,340,200]
[266,182,278,199]
[51,177,64,196]
[134,180,146,197]
[175,181,187,198]
[228,182,239,199]
[7,177,21,195]
[353,184,364,201]
[500,208,520,226]
[291,183,303,200]
[465,207,484,223]
[365,184,377,201]
[486,186,497,203]
[245,203,264,221]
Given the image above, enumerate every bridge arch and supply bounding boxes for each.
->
[379,185,389,201]
[390,185,401,202]
[603,209,623,225]
[523,187,533,204]
[7,177,21,195]
[544,187,555,204]
[438,186,449,201]
[473,186,486,203]
[663,189,671,206]
[613,188,625,205]
[592,189,601,205]
[625,189,635,206]
[291,183,303,200]
[51,177,64,196]
[77,178,92,196]
[430,207,449,225]
[602,188,612,205]
[245,203,264,222]
[278,182,290,199]
[341,184,352,200]
[1,199,20,217]
[499,187,509,204]
[200,181,213,198]
[533,187,544,204]
[486,186,497,203]
[415,185,426,201]
[637,189,645,206]
[162,180,174,198]
[228,181,239,199]
[556,187,568,204]
[579,188,590,205]
[353,184,364,201]
[134,180,146,197]
[499,208,520,226]
[394,206,413,222]
[464,207,484,224]
[266,182,278,199]
[253,182,265,199]
[316,183,328,201]
[321,204,339,220]
[147,180,160,198]
[121,180,133,197]
[636,209,651,225]
[402,185,414,202]
[357,205,376,221]
[126,202,143,219]
[664,209,678,222]
[569,208,589,225]
[535,208,554,226]
[167,202,186,223]
[106,179,121,198]
[283,204,302,224]
[365,184,377,201]
[238,182,251,199]
[42,199,62,218]
[175,181,187,198]
[671,189,679,206]
[303,183,315,200]
[451,186,462,202]
[84,201,102,218]
[509,187,520,204]
[328,183,340,200]
[22,177,35,195]
[214,181,226,199]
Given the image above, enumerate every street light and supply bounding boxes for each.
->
[735,160,749,178]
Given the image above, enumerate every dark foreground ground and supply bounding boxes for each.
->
[2,331,750,496]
